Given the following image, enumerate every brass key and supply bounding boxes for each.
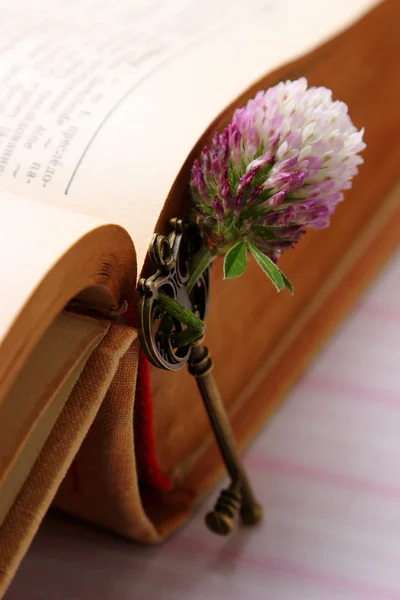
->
[138,219,262,535]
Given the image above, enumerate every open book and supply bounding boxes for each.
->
[1,0,399,595]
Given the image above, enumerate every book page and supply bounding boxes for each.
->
[0,0,378,274]
[0,192,104,340]
[0,313,109,527]
[0,190,135,401]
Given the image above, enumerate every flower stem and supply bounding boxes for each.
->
[158,291,204,347]
[187,246,215,295]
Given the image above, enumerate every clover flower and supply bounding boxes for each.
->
[189,78,365,291]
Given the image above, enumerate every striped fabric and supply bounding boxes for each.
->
[6,249,400,600]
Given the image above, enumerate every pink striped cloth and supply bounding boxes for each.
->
[6,249,400,600]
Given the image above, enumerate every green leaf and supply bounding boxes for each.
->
[223,241,247,279]
[248,243,285,292]
[282,273,294,294]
